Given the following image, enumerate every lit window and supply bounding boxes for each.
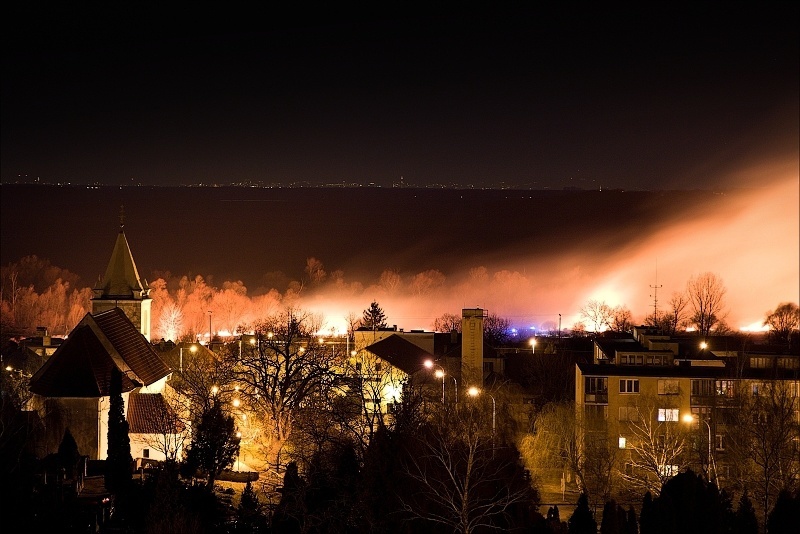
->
[618,436,627,449]
[658,408,679,422]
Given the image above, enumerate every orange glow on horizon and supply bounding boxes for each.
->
[147,171,797,340]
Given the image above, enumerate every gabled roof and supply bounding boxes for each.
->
[93,230,148,299]
[365,334,435,375]
[127,392,184,434]
[30,308,170,397]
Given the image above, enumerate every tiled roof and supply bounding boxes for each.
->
[29,325,140,396]
[92,308,171,385]
[127,393,184,434]
[365,334,435,375]
[29,309,170,397]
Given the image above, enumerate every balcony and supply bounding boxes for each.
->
[584,393,608,403]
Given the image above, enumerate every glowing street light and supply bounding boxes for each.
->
[529,338,537,354]
[424,360,446,403]
[179,344,197,373]
[683,413,715,483]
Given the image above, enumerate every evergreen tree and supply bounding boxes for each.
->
[600,500,620,534]
[639,492,655,534]
[734,491,758,534]
[237,480,267,533]
[272,461,303,533]
[184,399,240,489]
[625,505,638,534]
[569,493,597,534]
[361,301,388,330]
[57,428,80,478]
[767,490,800,534]
[105,367,133,494]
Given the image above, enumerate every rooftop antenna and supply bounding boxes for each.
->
[649,260,662,323]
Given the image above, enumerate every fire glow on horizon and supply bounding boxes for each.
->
[148,172,798,341]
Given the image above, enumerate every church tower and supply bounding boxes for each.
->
[91,212,152,340]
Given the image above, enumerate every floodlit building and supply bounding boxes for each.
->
[28,222,174,460]
[575,326,800,488]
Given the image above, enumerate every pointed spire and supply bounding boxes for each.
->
[94,218,149,299]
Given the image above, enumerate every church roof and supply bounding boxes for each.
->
[30,308,171,397]
[94,229,149,299]
[127,392,184,434]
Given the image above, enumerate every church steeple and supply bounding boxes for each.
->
[91,208,152,340]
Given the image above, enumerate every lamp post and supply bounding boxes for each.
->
[529,338,537,354]
[424,360,446,403]
[179,344,197,373]
[683,413,714,483]
[236,431,242,471]
[468,386,496,454]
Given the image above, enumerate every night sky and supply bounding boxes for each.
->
[2,4,797,189]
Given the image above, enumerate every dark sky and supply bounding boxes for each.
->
[2,4,797,189]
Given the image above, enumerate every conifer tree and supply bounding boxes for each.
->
[767,490,800,534]
[625,505,638,534]
[57,428,80,478]
[734,491,758,534]
[105,367,132,494]
[361,301,388,331]
[600,499,620,534]
[184,399,239,489]
[569,493,597,534]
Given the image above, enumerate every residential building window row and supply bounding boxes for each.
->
[618,354,667,366]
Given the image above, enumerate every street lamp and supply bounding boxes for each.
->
[179,344,197,373]
[208,310,213,346]
[424,360,446,403]
[236,431,243,471]
[683,413,715,483]
[468,387,496,453]
[529,338,537,354]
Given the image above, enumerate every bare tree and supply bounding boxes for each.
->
[580,300,613,333]
[236,308,342,466]
[523,401,617,502]
[686,272,727,337]
[764,302,800,345]
[172,344,238,426]
[433,312,462,333]
[304,257,327,285]
[726,381,800,523]
[401,404,537,533]
[610,305,634,333]
[378,269,402,293]
[660,291,690,335]
[157,302,184,342]
[619,396,691,495]
[483,313,512,346]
